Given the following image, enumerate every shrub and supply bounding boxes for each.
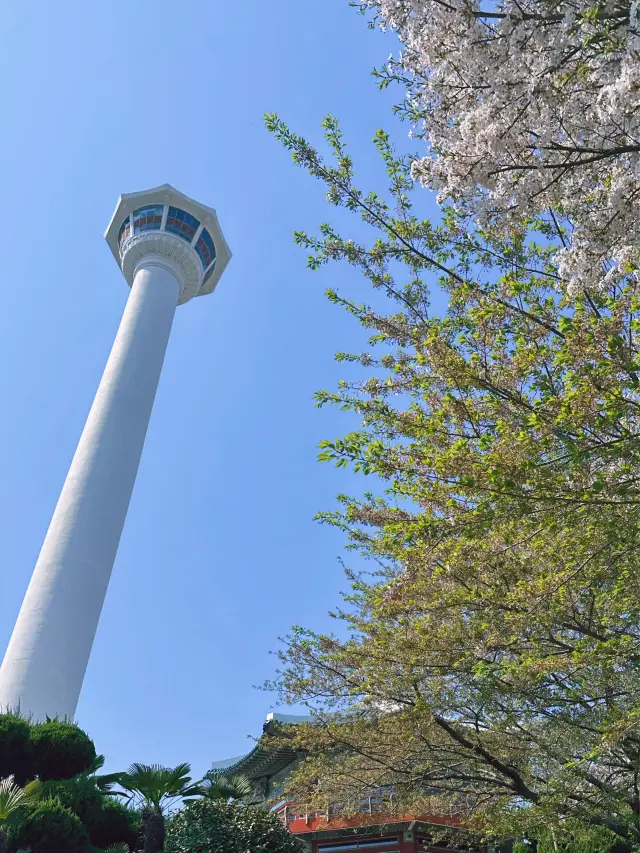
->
[10,798,88,853]
[165,799,302,853]
[41,775,103,829]
[87,798,139,850]
[0,714,32,784]
[30,721,96,781]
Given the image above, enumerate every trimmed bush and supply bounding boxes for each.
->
[41,775,103,829]
[165,799,303,853]
[10,798,88,853]
[30,720,96,781]
[87,798,139,850]
[0,713,32,784]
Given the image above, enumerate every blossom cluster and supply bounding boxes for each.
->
[362,0,640,293]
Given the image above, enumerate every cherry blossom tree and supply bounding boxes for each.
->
[356,0,640,295]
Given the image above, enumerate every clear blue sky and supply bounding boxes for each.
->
[0,1,429,777]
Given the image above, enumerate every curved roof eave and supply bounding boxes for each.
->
[209,712,312,779]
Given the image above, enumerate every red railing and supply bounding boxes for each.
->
[274,802,463,836]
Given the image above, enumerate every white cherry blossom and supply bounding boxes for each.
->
[359,0,640,293]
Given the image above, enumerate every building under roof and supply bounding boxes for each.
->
[210,712,492,853]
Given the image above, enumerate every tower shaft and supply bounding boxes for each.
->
[0,261,180,720]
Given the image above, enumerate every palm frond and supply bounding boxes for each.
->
[118,763,194,811]
[21,779,42,802]
[200,773,252,802]
[0,776,41,822]
[93,771,124,794]
[89,754,107,773]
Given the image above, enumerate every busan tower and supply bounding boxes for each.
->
[0,185,231,721]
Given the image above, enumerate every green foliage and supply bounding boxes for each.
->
[118,763,199,853]
[81,754,128,797]
[0,777,41,824]
[165,799,303,853]
[533,824,624,853]
[10,798,88,853]
[86,799,138,851]
[0,716,32,785]
[199,772,252,802]
[263,112,640,852]
[41,775,103,829]
[0,775,42,852]
[118,762,200,813]
[0,717,137,852]
[30,721,96,781]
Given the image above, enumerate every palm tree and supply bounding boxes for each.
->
[117,762,199,853]
[86,754,127,795]
[198,772,252,802]
[0,776,41,853]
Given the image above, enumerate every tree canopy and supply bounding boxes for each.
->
[262,106,640,852]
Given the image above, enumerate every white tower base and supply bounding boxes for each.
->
[0,261,180,720]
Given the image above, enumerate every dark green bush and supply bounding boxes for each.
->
[10,798,88,853]
[165,799,302,853]
[30,720,96,780]
[0,713,32,784]
[41,775,103,829]
[87,798,139,850]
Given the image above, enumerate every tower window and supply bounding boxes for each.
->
[166,206,200,244]
[195,227,217,270]
[118,216,131,248]
[133,205,163,234]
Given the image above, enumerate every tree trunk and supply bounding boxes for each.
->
[141,805,165,853]
[0,826,7,853]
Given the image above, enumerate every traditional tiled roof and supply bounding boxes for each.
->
[209,712,311,779]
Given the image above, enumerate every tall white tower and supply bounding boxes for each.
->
[0,185,231,721]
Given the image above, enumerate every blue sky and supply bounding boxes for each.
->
[0,1,434,777]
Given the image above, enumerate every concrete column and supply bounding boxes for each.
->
[0,260,181,720]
